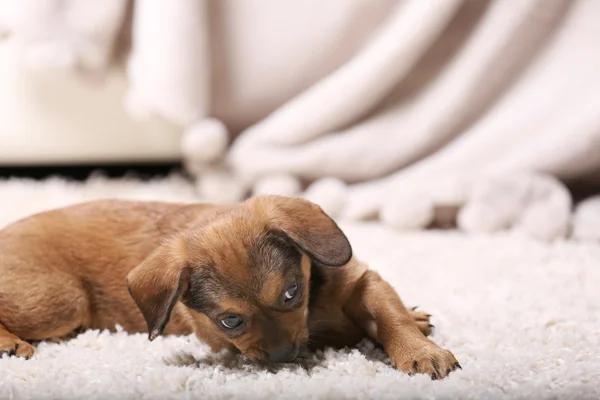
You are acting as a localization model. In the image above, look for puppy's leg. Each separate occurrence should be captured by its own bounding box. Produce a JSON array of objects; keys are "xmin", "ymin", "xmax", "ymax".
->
[
  {"xmin": 345, "ymin": 270, "xmax": 459, "ymax": 379},
  {"xmin": 0, "ymin": 269, "xmax": 91, "ymax": 359},
  {"xmin": 0, "ymin": 322, "xmax": 36, "ymax": 358}
]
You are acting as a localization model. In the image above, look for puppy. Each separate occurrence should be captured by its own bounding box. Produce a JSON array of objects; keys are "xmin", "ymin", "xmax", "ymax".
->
[{"xmin": 0, "ymin": 195, "xmax": 459, "ymax": 378}]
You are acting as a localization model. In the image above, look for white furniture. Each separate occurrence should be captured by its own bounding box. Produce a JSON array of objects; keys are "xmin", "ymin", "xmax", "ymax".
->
[{"xmin": 0, "ymin": 39, "xmax": 182, "ymax": 165}]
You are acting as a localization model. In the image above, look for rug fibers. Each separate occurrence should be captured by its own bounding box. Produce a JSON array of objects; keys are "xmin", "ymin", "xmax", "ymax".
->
[{"xmin": 0, "ymin": 175, "xmax": 598, "ymax": 399}]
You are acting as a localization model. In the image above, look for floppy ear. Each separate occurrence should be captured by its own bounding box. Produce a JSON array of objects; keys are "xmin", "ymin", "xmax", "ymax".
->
[
  {"xmin": 255, "ymin": 195, "xmax": 353, "ymax": 267},
  {"xmin": 126, "ymin": 238, "xmax": 190, "ymax": 341}
]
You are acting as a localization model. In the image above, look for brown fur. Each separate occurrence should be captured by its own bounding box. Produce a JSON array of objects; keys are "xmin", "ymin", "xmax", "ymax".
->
[{"xmin": 0, "ymin": 195, "xmax": 459, "ymax": 378}]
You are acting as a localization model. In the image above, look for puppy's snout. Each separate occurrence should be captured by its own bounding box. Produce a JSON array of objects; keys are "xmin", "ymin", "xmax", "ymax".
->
[{"xmin": 266, "ymin": 345, "xmax": 299, "ymax": 363}]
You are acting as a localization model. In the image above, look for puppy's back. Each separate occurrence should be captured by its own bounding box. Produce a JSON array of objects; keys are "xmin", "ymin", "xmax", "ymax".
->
[
  {"xmin": 0, "ymin": 199, "xmax": 215, "ymax": 336},
  {"xmin": 1, "ymin": 199, "xmax": 221, "ymax": 272}
]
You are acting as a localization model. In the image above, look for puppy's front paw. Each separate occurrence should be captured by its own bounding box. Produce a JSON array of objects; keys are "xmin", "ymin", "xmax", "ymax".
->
[
  {"xmin": 392, "ymin": 343, "xmax": 460, "ymax": 380},
  {"xmin": 0, "ymin": 337, "xmax": 37, "ymax": 359}
]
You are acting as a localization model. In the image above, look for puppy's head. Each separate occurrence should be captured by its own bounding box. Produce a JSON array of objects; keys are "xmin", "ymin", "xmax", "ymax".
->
[{"xmin": 127, "ymin": 195, "xmax": 352, "ymax": 363}]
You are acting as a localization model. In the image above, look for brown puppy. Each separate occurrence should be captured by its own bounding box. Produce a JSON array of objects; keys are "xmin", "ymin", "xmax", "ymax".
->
[{"xmin": 0, "ymin": 195, "xmax": 459, "ymax": 378}]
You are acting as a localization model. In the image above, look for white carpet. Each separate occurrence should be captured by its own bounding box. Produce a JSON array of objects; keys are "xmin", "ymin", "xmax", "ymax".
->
[{"xmin": 0, "ymin": 175, "xmax": 598, "ymax": 400}]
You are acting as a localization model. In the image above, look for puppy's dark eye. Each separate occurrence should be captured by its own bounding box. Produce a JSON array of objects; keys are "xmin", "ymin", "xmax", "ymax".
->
[
  {"xmin": 220, "ymin": 315, "xmax": 244, "ymax": 329},
  {"xmin": 284, "ymin": 283, "xmax": 298, "ymax": 302}
]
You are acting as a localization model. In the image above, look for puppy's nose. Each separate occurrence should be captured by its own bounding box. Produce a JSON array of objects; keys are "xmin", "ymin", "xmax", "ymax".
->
[{"xmin": 266, "ymin": 345, "xmax": 298, "ymax": 363}]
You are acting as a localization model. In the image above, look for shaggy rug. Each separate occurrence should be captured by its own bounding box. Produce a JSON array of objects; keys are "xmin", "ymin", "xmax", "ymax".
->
[{"xmin": 0, "ymin": 175, "xmax": 598, "ymax": 400}]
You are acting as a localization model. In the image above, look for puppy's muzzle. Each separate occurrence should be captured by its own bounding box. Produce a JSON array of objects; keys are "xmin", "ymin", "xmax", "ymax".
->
[{"xmin": 266, "ymin": 343, "xmax": 302, "ymax": 363}]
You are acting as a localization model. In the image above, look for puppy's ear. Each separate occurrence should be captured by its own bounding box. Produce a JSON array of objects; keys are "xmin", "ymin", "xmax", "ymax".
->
[
  {"xmin": 254, "ymin": 195, "xmax": 352, "ymax": 267},
  {"xmin": 126, "ymin": 238, "xmax": 190, "ymax": 341}
]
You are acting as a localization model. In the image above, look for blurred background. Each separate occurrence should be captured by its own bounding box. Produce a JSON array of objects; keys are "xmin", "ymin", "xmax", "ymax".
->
[{"xmin": 1, "ymin": 0, "xmax": 599, "ymax": 241}]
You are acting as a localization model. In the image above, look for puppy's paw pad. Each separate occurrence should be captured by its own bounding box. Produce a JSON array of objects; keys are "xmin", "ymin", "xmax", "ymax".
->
[
  {"xmin": 394, "ymin": 346, "xmax": 459, "ymax": 379},
  {"xmin": 0, "ymin": 338, "xmax": 36, "ymax": 359}
]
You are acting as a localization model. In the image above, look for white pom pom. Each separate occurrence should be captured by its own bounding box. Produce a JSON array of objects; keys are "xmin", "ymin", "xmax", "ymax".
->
[
  {"xmin": 457, "ymin": 173, "xmax": 571, "ymax": 241},
  {"xmin": 516, "ymin": 201, "xmax": 570, "ymax": 242},
  {"xmin": 195, "ymin": 168, "xmax": 247, "ymax": 203},
  {"xmin": 572, "ymin": 196, "xmax": 600, "ymax": 241},
  {"xmin": 252, "ymin": 174, "xmax": 302, "ymax": 197},
  {"xmin": 513, "ymin": 175, "xmax": 571, "ymax": 241},
  {"xmin": 380, "ymin": 190, "xmax": 434, "ymax": 230},
  {"xmin": 458, "ymin": 202, "xmax": 509, "ymax": 233},
  {"xmin": 457, "ymin": 174, "xmax": 527, "ymax": 234},
  {"xmin": 303, "ymin": 178, "xmax": 348, "ymax": 217},
  {"xmin": 181, "ymin": 119, "xmax": 229, "ymax": 164}
]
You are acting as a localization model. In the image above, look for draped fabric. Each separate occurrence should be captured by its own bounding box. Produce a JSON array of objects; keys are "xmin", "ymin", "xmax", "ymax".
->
[{"xmin": 3, "ymin": 0, "xmax": 600, "ymax": 240}]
